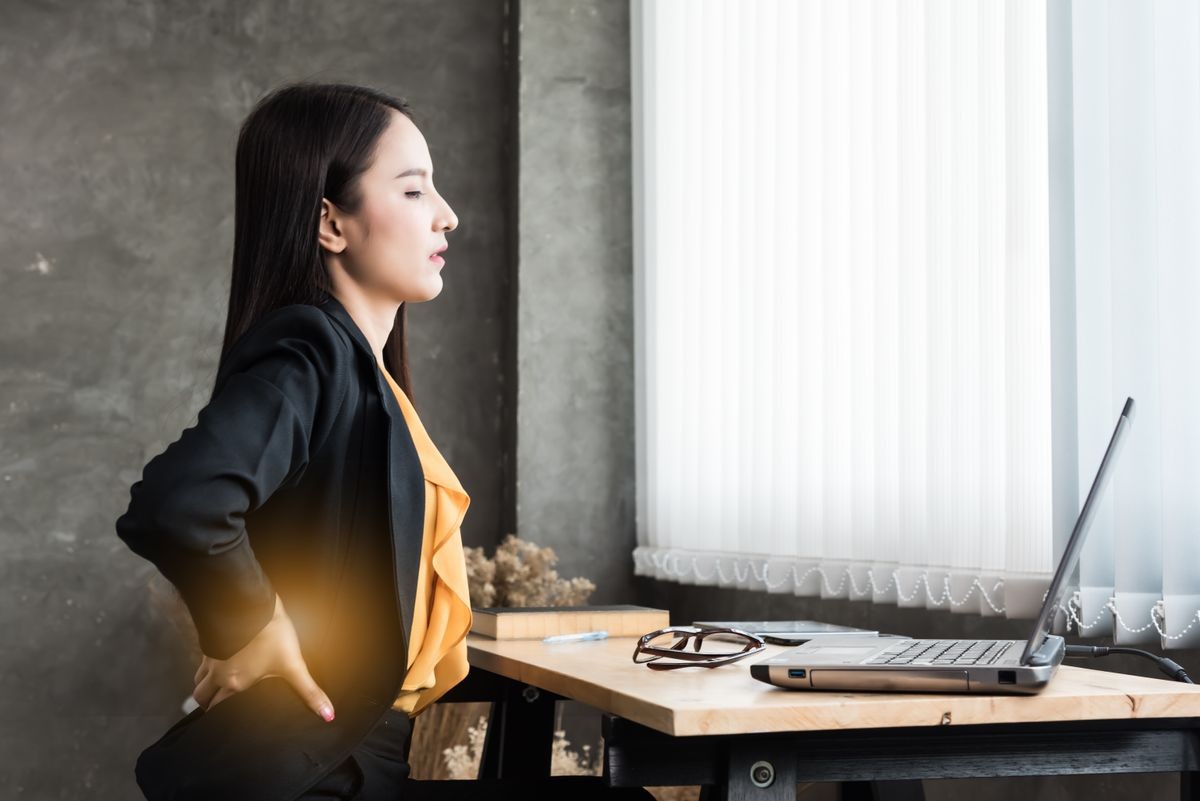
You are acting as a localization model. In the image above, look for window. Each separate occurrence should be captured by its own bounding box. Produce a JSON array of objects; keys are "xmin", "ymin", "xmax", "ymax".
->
[{"xmin": 631, "ymin": 0, "xmax": 1200, "ymax": 648}]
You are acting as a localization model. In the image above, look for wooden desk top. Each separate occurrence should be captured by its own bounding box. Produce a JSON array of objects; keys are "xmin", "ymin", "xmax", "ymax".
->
[{"xmin": 466, "ymin": 633, "xmax": 1200, "ymax": 737}]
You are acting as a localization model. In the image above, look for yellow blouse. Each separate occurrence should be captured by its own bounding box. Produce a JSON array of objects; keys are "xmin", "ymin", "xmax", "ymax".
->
[{"xmin": 379, "ymin": 365, "xmax": 473, "ymax": 718}]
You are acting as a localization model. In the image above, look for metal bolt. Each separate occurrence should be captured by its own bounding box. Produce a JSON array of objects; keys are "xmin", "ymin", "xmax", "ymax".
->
[
  {"xmin": 522, "ymin": 685, "xmax": 540, "ymax": 703},
  {"xmin": 750, "ymin": 760, "xmax": 775, "ymax": 788}
]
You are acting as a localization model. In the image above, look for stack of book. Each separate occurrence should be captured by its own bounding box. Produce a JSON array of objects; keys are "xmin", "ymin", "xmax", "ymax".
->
[{"xmin": 469, "ymin": 604, "xmax": 669, "ymax": 639}]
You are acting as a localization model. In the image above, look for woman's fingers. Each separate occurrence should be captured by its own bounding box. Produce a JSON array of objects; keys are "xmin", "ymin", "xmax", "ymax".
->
[
  {"xmin": 183, "ymin": 595, "xmax": 329, "ymax": 718},
  {"xmin": 284, "ymin": 660, "xmax": 336, "ymax": 722},
  {"xmin": 208, "ymin": 684, "xmax": 238, "ymax": 710},
  {"xmin": 191, "ymin": 672, "xmax": 217, "ymax": 710}
]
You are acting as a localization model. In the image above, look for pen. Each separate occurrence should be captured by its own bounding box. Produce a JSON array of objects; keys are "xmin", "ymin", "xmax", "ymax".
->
[{"xmin": 542, "ymin": 630, "xmax": 609, "ymax": 643}]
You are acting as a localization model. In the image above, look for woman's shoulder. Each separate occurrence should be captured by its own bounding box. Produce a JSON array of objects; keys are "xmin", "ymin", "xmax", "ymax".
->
[
  {"xmin": 219, "ymin": 303, "xmax": 358, "ymax": 384},
  {"xmin": 254, "ymin": 302, "xmax": 345, "ymax": 341}
]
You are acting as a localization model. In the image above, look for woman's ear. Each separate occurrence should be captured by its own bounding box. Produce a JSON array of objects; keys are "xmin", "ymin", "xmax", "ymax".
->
[{"xmin": 317, "ymin": 198, "xmax": 347, "ymax": 254}]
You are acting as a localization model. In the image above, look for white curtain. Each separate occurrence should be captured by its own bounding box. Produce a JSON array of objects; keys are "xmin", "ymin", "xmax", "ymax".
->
[
  {"xmin": 631, "ymin": 0, "xmax": 1057, "ymax": 619},
  {"xmin": 1070, "ymin": 0, "xmax": 1200, "ymax": 647}
]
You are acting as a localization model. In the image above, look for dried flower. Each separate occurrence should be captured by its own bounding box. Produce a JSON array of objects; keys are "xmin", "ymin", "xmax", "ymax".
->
[
  {"xmin": 441, "ymin": 715, "xmax": 603, "ymax": 779},
  {"xmin": 551, "ymin": 729, "xmax": 599, "ymax": 776},
  {"xmin": 442, "ymin": 714, "xmax": 492, "ymax": 780},
  {"xmin": 464, "ymin": 534, "xmax": 596, "ymax": 608}
]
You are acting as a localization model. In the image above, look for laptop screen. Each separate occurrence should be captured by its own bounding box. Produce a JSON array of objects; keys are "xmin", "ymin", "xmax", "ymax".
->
[{"xmin": 1018, "ymin": 397, "xmax": 1135, "ymax": 666}]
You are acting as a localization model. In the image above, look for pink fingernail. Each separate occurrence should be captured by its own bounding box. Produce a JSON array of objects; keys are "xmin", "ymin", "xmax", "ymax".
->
[{"xmin": 320, "ymin": 705, "xmax": 335, "ymax": 722}]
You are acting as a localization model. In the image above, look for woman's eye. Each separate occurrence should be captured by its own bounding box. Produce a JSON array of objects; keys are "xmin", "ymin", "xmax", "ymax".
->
[{"xmin": 405, "ymin": 190, "xmax": 424, "ymax": 199}]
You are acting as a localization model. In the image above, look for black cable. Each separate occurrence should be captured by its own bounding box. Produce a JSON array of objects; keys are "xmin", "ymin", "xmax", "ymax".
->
[{"xmin": 1065, "ymin": 644, "xmax": 1194, "ymax": 684}]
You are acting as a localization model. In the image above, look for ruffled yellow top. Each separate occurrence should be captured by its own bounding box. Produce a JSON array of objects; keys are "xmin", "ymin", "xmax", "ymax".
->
[{"xmin": 379, "ymin": 365, "xmax": 473, "ymax": 718}]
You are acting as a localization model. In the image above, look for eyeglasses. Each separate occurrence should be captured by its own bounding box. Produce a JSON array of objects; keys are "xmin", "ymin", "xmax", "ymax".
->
[{"xmin": 631, "ymin": 626, "xmax": 766, "ymax": 670}]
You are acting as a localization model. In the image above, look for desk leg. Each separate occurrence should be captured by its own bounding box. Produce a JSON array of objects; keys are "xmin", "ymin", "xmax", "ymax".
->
[
  {"xmin": 698, "ymin": 740, "xmax": 798, "ymax": 801},
  {"xmin": 1182, "ymin": 770, "xmax": 1200, "ymax": 800},
  {"xmin": 477, "ymin": 680, "xmax": 557, "ymax": 780}
]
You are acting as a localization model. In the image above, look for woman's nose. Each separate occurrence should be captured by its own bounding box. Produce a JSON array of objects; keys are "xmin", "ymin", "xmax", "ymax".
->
[{"xmin": 438, "ymin": 201, "xmax": 458, "ymax": 233}]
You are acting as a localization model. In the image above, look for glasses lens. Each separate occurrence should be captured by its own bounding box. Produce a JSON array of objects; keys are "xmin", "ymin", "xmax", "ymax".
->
[{"xmin": 645, "ymin": 628, "xmax": 698, "ymax": 648}]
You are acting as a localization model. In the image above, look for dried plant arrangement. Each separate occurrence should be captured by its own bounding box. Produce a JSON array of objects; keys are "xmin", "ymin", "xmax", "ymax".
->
[
  {"xmin": 463, "ymin": 533, "xmax": 596, "ymax": 608},
  {"xmin": 440, "ymin": 714, "xmax": 601, "ymax": 780}
]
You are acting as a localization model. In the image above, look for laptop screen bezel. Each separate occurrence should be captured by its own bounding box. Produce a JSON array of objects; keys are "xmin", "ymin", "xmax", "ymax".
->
[{"xmin": 1018, "ymin": 397, "xmax": 1135, "ymax": 666}]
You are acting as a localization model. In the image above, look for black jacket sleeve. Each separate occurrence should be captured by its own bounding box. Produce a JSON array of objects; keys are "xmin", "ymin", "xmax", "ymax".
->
[{"xmin": 116, "ymin": 304, "xmax": 351, "ymax": 660}]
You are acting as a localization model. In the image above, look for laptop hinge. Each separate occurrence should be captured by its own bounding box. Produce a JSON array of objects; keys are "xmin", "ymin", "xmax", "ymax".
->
[{"xmin": 1026, "ymin": 634, "xmax": 1066, "ymax": 667}]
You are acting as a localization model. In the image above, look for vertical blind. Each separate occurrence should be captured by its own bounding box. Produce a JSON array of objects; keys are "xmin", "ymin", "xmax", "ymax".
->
[
  {"xmin": 1070, "ymin": 0, "xmax": 1200, "ymax": 648},
  {"xmin": 631, "ymin": 0, "xmax": 1057, "ymax": 619}
]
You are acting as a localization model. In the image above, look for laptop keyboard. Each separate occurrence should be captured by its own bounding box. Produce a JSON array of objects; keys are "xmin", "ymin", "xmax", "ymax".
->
[{"xmin": 865, "ymin": 639, "xmax": 1013, "ymax": 666}]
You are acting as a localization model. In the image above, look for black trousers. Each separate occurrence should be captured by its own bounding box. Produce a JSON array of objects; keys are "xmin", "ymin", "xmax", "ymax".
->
[{"xmin": 295, "ymin": 707, "xmax": 658, "ymax": 800}]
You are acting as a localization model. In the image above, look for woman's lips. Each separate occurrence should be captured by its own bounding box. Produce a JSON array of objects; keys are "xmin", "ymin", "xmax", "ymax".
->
[{"xmin": 430, "ymin": 253, "xmax": 445, "ymax": 266}]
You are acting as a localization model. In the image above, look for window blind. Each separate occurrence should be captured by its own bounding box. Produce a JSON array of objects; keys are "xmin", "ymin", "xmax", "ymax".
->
[
  {"xmin": 631, "ymin": 0, "xmax": 1057, "ymax": 618},
  {"xmin": 1069, "ymin": 0, "xmax": 1200, "ymax": 648}
]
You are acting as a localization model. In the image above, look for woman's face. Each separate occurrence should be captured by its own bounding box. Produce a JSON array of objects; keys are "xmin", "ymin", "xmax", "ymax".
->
[{"xmin": 319, "ymin": 109, "xmax": 458, "ymax": 303}]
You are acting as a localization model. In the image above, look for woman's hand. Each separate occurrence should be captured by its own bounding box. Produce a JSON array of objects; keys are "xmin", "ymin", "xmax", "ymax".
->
[{"xmin": 191, "ymin": 594, "xmax": 335, "ymax": 722}]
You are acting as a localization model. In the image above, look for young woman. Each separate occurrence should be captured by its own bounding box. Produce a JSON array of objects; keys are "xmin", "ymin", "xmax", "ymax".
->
[{"xmin": 115, "ymin": 82, "xmax": 655, "ymax": 801}]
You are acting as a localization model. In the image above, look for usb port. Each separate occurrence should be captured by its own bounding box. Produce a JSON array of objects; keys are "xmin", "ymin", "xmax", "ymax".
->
[
  {"xmin": 788, "ymin": 668, "xmax": 807, "ymax": 679},
  {"xmin": 998, "ymin": 670, "xmax": 1016, "ymax": 685}
]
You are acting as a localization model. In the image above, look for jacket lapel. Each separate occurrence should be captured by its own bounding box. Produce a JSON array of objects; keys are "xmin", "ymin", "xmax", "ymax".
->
[{"xmin": 316, "ymin": 292, "xmax": 425, "ymax": 658}]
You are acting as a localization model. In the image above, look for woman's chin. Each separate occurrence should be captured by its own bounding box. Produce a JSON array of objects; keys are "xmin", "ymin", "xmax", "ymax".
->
[
  {"xmin": 396, "ymin": 276, "xmax": 443, "ymax": 304},
  {"xmin": 420, "ymin": 275, "xmax": 444, "ymax": 301}
]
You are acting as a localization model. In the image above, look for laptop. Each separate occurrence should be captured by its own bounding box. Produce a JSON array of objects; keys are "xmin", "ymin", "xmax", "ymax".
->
[{"xmin": 751, "ymin": 397, "xmax": 1135, "ymax": 695}]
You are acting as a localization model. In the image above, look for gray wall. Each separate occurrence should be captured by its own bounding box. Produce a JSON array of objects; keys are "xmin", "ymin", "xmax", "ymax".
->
[
  {"xmin": 0, "ymin": 1, "xmax": 513, "ymax": 797},
  {"xmin": 508, "ymin": 0, "xmax": 639, "ymax": 779},
  {"xmin": 515, "ymin": 0, "xmax": 638, "ymax": 607}
]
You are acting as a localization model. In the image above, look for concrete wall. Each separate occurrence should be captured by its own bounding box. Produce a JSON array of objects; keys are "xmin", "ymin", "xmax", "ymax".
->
[
  {"xmin": 0, "ymin": 1, "xmax": 513, "ymax": 797},
  {"xmin": 515, "ymin": 0, "xmax": 637, "ymax": 607}
]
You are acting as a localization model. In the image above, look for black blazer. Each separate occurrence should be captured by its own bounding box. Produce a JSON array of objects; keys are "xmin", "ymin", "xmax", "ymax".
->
[{"xmin": 116, "ymin": 292, "xmax": 430, "ymax": 801}]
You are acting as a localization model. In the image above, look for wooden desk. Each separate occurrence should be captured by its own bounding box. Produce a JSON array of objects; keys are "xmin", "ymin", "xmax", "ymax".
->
[{"xmin": 446, "ymin": 634, "xmax": 1200, "ymax": 800}]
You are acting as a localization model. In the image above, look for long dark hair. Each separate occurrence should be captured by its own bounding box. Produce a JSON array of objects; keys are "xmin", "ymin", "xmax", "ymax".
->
[{"xmin": 216, "ymin": 81, "xmax": 417, "ymax": 402}]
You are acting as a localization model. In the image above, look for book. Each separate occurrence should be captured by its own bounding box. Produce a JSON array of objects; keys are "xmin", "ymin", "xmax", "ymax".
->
[{"xmin": 470, "ymin": 604, "xmax": 670, "ymax": 639}]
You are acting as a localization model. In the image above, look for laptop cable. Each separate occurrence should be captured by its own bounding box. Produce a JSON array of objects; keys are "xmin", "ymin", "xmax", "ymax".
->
[{"xmin": 1065, "ymin": 645, "xmax": 1194, "ymax": 684}]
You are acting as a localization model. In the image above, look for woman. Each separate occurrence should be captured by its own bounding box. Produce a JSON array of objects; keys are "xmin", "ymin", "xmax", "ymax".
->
[{"xmin": 115, "ymin": 82, "xmax": 655, "ymax": 801}]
